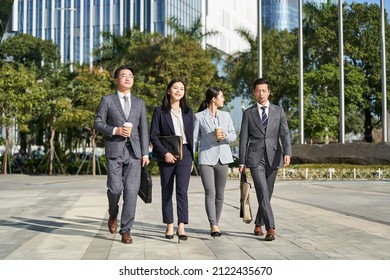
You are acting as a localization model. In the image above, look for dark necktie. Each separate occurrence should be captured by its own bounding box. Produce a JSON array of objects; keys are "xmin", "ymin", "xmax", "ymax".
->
[
  {"xmin": 124, "ymin": 95, "xmax": 130, "ymax": 119},
  {"xmin": 261, "ymin": 106, "xmax": 268, "ymax": 130}
]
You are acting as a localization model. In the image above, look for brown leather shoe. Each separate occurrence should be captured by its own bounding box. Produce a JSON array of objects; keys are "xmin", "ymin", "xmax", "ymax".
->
[
  {"xmin": 108, "ymin": 216, "xmax": 117, "ymax": 234},
  {"xmin": 121, "ymin": 232, "xmax": 133, "ymax": 244},
  {"xmin": 265, "ymin": 228, "xmax": 275, "ymax": 241},
  {"xmin": 254, "ymin": 226, "xmax": 264, "ymax": 236}
]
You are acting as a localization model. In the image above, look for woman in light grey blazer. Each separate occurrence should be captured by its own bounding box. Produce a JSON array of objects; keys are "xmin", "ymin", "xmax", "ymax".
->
[{"xmin": 193, "ymin": 87, "xmax": 236, "ymax": 237}]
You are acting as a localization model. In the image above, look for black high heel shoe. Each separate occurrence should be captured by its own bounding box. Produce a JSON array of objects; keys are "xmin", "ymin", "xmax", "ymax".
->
[
  {"xmin": 210, "ymin": 231, "xmax": 222, "ymax": 238},
  {"xmin": 165, "ymin": 233, "xmax": 174, "ymax": 239},
  {"xmin": 176, "ymin": 230, "xmax": 188, "ymax": 243},
  {"xmin": 165, "ymin": 227, "xmax": 174, "ymax": 239}
]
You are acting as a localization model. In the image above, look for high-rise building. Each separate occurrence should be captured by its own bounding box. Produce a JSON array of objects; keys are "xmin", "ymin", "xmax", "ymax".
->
[
  {"xmin": 262, "ymin": 0, "xmax": 336, "ymax": 31},
  {"xmin": 1, "ymin": 0, "xmax": 257, "ymax": 144},
  {"xmin": 2, "ymin": 0, "xmax": 257, "ymax": 66},
  {"xmin": 204, "ymin": 0, "xmax": 257, "ymax": 54},
  {"xmin": 3, "ymin": 0, "xmax": 202, "ymax": 66}
]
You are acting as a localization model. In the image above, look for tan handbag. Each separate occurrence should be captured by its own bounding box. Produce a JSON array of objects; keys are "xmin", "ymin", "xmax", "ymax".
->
[{"xmin": 239, "ymin": 173, "xmax": 253, "ymax": 224}]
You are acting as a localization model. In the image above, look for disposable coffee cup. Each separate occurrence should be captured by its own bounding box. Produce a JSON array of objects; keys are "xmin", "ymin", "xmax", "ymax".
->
[
  {"xmin": 123, "ymin": 122, "xmax": 133, "ymax": 137},
  {"xmin": 215, "ymin": 127, "xmax": 222, "ymax": 140}
]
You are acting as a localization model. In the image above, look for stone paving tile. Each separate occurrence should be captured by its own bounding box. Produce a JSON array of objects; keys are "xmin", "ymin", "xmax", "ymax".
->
[{"xmin": 0, "ymin": 175, "xmax": 389, "ymax": 261}]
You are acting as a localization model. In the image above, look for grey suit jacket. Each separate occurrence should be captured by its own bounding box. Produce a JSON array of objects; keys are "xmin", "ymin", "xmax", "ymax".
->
[
  {"xmin": 94, "ymin": 92, "xmax": 149, "ymax": 159},
  {"xmin": 194, "ymin": 109, "xmax": 236, "ymax": 165},
  {"xmin": 239, "ymin": 103, "xmax": 292, "ymax": 169}
]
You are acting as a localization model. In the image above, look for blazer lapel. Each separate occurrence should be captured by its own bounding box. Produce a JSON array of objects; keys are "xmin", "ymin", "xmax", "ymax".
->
[
  {"xmin": 113, "ymin": 93, "xmax": 127, "ymax": 120},
  {"xmin": 267, "ymin": 103, "xmax": 276, "ymax": 131},
  {"xmin": 203, "ymin": 110, "xmax": 215, "ymax": 131},
  {"xmin": 162, "ymin": 110, "xmax": 176, "ymax": 134},
  {"xmin": 249, "ymin": 105, "xmax": 265, "ymax": 133},
  {"xmin": 127, "ymin": 95, "xmax": 137, "ymax": 121}
]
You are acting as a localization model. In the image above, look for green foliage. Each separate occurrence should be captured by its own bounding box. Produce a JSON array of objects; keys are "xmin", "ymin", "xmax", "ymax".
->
[
  {"xmin": 68, "ymin": 66, "xmax": 113, "ymax": 131},
  {"xmin": 343, "ymin": 3, "xmax": 390, "ymax": 141},
  {"xmin": 225, "ymin": 2, "xmax": 389, "ymax": 144},
  {"xmin": 0, "ymin": 33, "xmax": 58, "ymax": 74},
  {"xmin": 94, "ymin": 21, "xmax": 230, "ymax": 122},
  {"xmin": 0, "ymin": 63, "xmax": 45, "ymax": 173},
  {"xmin": 0, "ymin": 63, "xmax": 44, "ymax": 131},
  {"xmin": 224, "ymin": 27, "xmax": 298, "ymax": 121},
  {"xmin": 1, "ymin": 2, "xmax": 389, "ymax": 174}
]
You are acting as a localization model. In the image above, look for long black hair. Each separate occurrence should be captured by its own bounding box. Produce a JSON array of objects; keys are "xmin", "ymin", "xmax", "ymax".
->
[
  {"xmin": 197, "ymin": 86, "xmax": 221, "ymax": 112},
  {"xmin": 161, "ymin": 79, "xmax": 190, "ymax": 113}
]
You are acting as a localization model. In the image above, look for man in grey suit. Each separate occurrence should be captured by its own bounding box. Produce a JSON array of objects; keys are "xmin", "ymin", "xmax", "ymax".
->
[
  {"xmin": 94, "ymin": 65, "xmax": 150, "ymax": 244},
  {"xmin": 239, "ymin": 78, "xmax": 292, "ymax": 241}
]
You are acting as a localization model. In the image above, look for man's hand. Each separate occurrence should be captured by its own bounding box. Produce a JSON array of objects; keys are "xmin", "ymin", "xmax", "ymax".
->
[
  {"xmin": 283, "ymin": 155, "xmax": 291, "ymax": 167},
  {"xmin": 239, "ymin": 165, "xmax": 246, "ymax": 174},
  {"xmin": 142, "ymin": 156, "xmax": 150, "ymax": 167}
]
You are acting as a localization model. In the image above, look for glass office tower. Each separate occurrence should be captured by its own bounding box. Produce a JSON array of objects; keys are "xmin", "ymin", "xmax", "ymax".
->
[
  {"xmin": 4, "ymin": 0, "xmax": 202, "ymax": 66},
  {"xmin": 262, "ymin": 0, "xmax": 336, "ymax": 31}
]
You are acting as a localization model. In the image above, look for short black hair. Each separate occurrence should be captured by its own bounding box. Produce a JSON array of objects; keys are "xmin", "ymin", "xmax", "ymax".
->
[
  {"xmin": 114, "ymin": 65, "xmax": 135, "ymax": 79},
  {"xmin": 253, "ymin": 78, "xmax": 270, "ymax": 91}
]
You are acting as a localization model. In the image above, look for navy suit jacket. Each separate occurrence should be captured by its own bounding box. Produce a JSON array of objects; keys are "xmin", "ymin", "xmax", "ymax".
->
[
  {"xmin": 94, "ymin": 92, "xmax": 149, "ymax": 159},
  {"xmin": 150, "ymin": 106, "xmax": 194, "ymax": 162}
]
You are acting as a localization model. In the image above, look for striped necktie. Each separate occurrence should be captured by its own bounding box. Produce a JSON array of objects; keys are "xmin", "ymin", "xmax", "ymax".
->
[{"xmin": 261, "ymin": 106, "xmax": 268, "ymax": 130}]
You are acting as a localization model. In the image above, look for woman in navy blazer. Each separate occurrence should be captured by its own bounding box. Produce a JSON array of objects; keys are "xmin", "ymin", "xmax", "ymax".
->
[
  {"xmin": 150, "ymin": 79, "xmax": 194, "ymax": 241},
  {"xmin": 193, "ymin": 87, "xmax": 236, "ymax": 237}
]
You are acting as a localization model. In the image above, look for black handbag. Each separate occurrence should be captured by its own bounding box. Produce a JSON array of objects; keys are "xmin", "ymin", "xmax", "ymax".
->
[
  {"xmin": 159, "ymin": 135, "xmax": 183, "ymax": 160},
  {"xmin": 139, "ymin": 166, "xmax": 152, "ymax": 203}
]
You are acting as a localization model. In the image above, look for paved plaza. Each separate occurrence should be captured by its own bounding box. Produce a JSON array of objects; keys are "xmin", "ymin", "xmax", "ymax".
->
[{"xmin": 0, "ymin": 174, "xmax": 389, "ymax": 261}]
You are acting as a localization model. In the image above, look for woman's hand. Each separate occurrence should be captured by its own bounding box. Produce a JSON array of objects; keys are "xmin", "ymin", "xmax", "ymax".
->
[{"xmin": 164, "ymin": 152, "xmax": 177, "ymax": 164}]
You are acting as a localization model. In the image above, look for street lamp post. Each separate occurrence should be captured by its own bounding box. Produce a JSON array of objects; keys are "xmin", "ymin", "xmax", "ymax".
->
[
  {"xmin": 257, "ymin": 0, "xmax": 262, "ymax": 78},
  {"xmin": 380, "ymin": 0, "xmax": 388, "ymax": 142}
]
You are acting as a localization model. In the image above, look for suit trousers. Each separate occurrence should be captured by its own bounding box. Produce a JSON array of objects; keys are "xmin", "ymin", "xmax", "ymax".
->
[
  {"xmin": 199, "ymin": 162, "xmax": 228, "ymax": 226},
  {"xmin": 250, "ymin": 156, "xmax": 277, "ymax": 230},
  {"xmin": 159, "ymin": 144, "xmax": 192, "ymax": 224},
  {"xmin": 106, "ymin": 143, "xmax": 141, "ymax": 234}
]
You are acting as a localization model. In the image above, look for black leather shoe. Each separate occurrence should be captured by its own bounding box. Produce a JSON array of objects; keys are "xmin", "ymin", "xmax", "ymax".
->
[{"xmin": 210, "ymin": 231, "xmax": 222, "ymax": 238}]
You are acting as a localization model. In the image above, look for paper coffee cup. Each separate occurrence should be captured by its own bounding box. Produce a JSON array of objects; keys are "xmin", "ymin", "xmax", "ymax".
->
[
  {"xmin": 215, "ymin": 127, "xmax": 222, "ymax": 140},
  {"xmin": 123, "ymin": 122, "xmax": 133, "ymax": 137}
]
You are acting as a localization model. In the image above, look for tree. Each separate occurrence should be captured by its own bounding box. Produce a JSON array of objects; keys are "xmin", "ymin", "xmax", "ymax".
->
[
  {"xmin": 302, "ymin": 2, "xmax": 390, "ymax": 143},
  {"xmin": 0, "ymin": 33, "xmax": 59, "ymax": 155},
  {"xmin": 0, "ymin": 63, "xmax": 44, "ymax": 174},
  {"xmin": 94, "ymin": 22, "xmax": 229, "ymax": 121},
  {"xmin": 224, "ymin": 28, "xmax": 258, "ymax": 99},
  {"xmin": 224, "ymin": 28, "xmax": 298, "ymax": 132},
  {"xmin": 344, "ymin": 3, "xmax": 390, "ymax": 142},
  {"xmin": 67, "ymin": 66, "xmax": 113, "ymax": 175},
  {"xmin": 94, "ymin": 28, "xmax": 148, "ymax": 74},
  {"xmin": 0, "ymin": 33, "xmax": 58, "ymax": 74},
  {"xmin": 39, "ymin": 66, "xmax": 73, "ymax": 175},
  {"xmin": 166, "ymin": 16, "xmax": 218, "ymax": 41}
]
